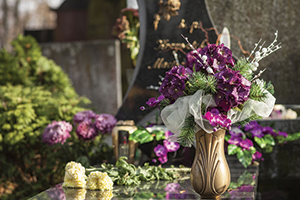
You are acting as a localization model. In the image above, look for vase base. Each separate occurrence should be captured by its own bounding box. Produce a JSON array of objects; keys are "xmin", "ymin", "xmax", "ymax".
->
[{"xmin": 200, "ymin": 195, "xmax": 220, "ymax": 199}]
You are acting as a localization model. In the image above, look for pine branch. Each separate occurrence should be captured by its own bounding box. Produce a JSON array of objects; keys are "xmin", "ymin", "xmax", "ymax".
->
[
  {"xmin": 249, "ymin": 81, "xmax": 267, "ymax": 101},
  {"xmin": 233, "ymin": 58, "xmax": 253, "ymax": 80},
  {"xmin": 234, "ymin": 114, "xmax": 262, "ymax": 127},
  {"xmin": 178, "ymin": 115, "xmax": 196, "ymax": 147},
  {"xmin": 186, "ymin": 72, "xmax": 217, "ymax": 95}
]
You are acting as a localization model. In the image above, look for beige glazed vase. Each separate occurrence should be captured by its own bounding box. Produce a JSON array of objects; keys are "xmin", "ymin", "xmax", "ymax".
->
[{"xmin": 190, "ymin": 129, "xmax": 230, "ymax": 199}]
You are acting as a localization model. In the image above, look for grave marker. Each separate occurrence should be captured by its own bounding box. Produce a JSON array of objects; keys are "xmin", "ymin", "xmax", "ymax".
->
[{"xmin": 116, "ymin": 0, "xmax": 218, "ymax": 123}]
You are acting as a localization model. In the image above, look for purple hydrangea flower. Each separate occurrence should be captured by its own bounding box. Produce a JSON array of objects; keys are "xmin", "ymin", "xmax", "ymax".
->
[
  {"xmin": 158, "ymin": 154, "xmax": 168, "ymax": 164},
  {"xmin": 278, "ymin": 131, "xmax": 288, "ymax": 138},
  {"xmin": 185, "ymin": 44, "xmax": 235, "ymax": 73},
  {"xmin": 214, "ymin": 68, "xmax": 251, "ymax": 112},
  {"xmin": 262, "ymin": 126, "xmax": 277, "ymax": 137},
  {"xmin": 95, "ymin": 114, "xmax": 117, "ymax": 134},
  {"xmin": 76, "ymin": 120, "xmax": 98, "ymax": 141},
  {"xmin": 244, "ymin": 121, "xmax": 259, "ymax": 131},
  {"xmin": 42, "ymin": 121, "xmax": 72, "ymax": 145},
  {"xmin": 159, "ymin": 65, "xmax": 191, "ymax": 103},
  {"xmin": 73, "ymin": 110, "xmax": 97, "ymax": 124}
]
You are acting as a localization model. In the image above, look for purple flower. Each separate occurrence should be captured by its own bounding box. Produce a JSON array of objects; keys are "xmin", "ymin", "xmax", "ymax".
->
[
  {"xmin": 250, "ymin": 125, "xmax": 264, "ymax": 138},
  {"xmin": 73, "ymin": 110, "xmax": 97, "ymax": 124},
  {"xmin": 278, "ymin": 131, "xmax": 288, "ymax": 138},
  {"xmin": 47, "ymin": 184, "xmax": 66, "ymax": 200},
  {"xmin": 76, "ymin": 120, "xmax": 98, "ymax": 141},
  {"xmin": 240, "ymin": 139, "xmax": 253, "ymax": 150},
  {"xmin": 163, "ymin": 140, "xmax": 180, "ymax": 152},
  {"xmin": 262, "ymin": 126, "xmax": 277, "ymax": 137},
  {"xmin": 252, "ymin": 151, "xmax": 263, "ymax": 161},
  {"xmin": 239, "ymin": 185, "xmax": 254, "ymax": 192},
  {"xmin": 146, "ymin": 95, "xmax": 164, "ymax": 107},
  {"xmin": 159, "ymin": 65, "xmax": 190, "ymax": 103},
  {"xmin": 204, "ymin": 108, "xmax": 232, "ymax": 129},
  {"xmin": 42, "ymin": 121, "xmax": 72, "ymax": 145},
  {"xmin": 214, "ymin": 68, "xmax": 251, "ymax": 112},
  {"xmin": 154, "ymin": 144, "xmax": 167, "ymax": 157},
  {"xmin": 228, "ymin": 137, "xmax": 243, "ymax": 146},
  {"xmin": 244, "ymin": 121, "xmax": 259, "ymax": 131},
  {"xmin": 229, "ymin": 127, "xmax": 245, "ymax": 138},
  {"xmin": 95, "ymin": 114, "xmax": 117, "ymax": 134},
  {"xmin": 185, "ymin": 44, "xmax": 235, "ymax": 73},
  {"xmin": 158, "ymin": 154, "xmax": 168, "ymax": 164}
]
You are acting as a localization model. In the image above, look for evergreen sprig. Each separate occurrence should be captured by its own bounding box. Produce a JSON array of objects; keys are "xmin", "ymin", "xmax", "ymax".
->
[
  {"xmin": 177, "ymin": 115, "xmax": 196, "ymax": 147},
  {"xmin": 249, "ymin": 80, "xmax": 268, "ymax": 101},
  {"xmin": 186, "ymin": 72, "xmax": 217, "ymax": 95},
  {"xmin": 233, "ymin": 58, "xmax": 253, "ymax": 80}
]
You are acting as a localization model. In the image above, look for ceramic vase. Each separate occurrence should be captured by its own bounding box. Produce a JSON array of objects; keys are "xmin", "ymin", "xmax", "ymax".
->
[{"xmin": 190, "ymin": 129, "xmax": 230, "ymax": 199}]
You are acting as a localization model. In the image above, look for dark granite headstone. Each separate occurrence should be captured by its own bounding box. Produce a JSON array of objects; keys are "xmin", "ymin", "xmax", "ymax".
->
[
  {"xmin": 41, "ymin": 40, "xmax": 122, "ymax": 115},
  {"xmin": 116, "ymin": 0, "xmax": 218, "ymax": 123}
]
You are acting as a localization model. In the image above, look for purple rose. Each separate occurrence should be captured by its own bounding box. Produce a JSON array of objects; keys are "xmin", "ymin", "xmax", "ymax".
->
[
  {"xmin": 95, "ymin": 114, "xmax": 117, "ymax": 134},
  {"xmin": 76, "ymin": 120, "xmax": 98, "ymax": 141},
  {"xmin": 42, "ymin": 121, "xmax": 72, "ymax": 145}
]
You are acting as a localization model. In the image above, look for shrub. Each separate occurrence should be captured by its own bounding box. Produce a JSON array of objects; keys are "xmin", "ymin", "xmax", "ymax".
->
[{"xmin": 0, "ymin": 35, "xmax": 90, "ymax": 199}]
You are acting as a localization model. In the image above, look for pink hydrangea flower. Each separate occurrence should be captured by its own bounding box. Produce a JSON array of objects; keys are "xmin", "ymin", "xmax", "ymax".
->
[
  {"xmin": 42, "ymin": 121, "xmax": 72, "ymax": 145},
  {"xmin": 76, "ymin": 120, "xmax": 98, "ymax": 141}
]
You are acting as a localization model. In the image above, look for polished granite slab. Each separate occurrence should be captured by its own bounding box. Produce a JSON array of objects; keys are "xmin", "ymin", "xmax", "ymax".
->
[{"xmin": 29, "ymin": 158, "xmax": 258, "ymax": 200}]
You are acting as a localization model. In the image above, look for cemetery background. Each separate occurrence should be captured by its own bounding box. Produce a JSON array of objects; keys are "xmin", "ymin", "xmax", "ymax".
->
[{"xmin": 1, "ymin": 0, "xmax": 300, "ymax": 199}]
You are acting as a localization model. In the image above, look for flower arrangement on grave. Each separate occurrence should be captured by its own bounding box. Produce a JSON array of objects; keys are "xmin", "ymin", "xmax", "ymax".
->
[
  {"xmin": 42, "ymin": 110, "xmax": 117, "ymax": 167},
  {"xmin": 112, "ymin": 8, "xmax": 140, "ymax": 66},
  {"xmin": 142, "ymin": 31, "xmax": 281, "ymax": 147},
  {"xmin": 141, "ymin": 31, "xmax": 281, "ymax": 198}
]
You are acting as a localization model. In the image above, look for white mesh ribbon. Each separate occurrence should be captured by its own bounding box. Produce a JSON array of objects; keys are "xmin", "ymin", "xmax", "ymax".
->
[{"xmin": 161, "ymin": 87, "xmax": 275, "ymax": 143}]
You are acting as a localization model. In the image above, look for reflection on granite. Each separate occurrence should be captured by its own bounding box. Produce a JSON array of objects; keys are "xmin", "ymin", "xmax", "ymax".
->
[{"xmin": 29, "ymin": 166, "xmax": 258, "ymax": 200}]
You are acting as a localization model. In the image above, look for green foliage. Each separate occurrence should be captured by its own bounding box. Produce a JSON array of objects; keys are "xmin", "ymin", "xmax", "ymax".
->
[
  {"xmin": 186, "ymin": 71, "xmax": 217, "ymax": 95},
  {"xmin": 0, "ymin": 35, "xmax": 91, "ymax": 199},
  {"xmin": 178, "ymin": 115, "xmax": 196, "ymax": 147},
  {"xmin": 249, "ymin": 80, "xmax": 275, "ymax": 102},
  {"xmin": 129, "ymin": 126, "xmax": 165, "ymax": 144},
  {"xmin": 86, "ymin": 157, "xmax": 177, "ymax": 186},
  {"xmin": 233, "ymin": 58, "xmax": 253, "ymax": 80}
]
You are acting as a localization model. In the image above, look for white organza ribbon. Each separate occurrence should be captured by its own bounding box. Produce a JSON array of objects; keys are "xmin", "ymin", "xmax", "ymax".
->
[{"xmin": 161, "ymin": 87, "xmax": 275, "ymax": 143}]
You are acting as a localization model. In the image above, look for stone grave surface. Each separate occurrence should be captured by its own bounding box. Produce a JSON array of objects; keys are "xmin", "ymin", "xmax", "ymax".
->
[
  {"xmin": 116, "ymin": 0, "xmax": 218, "ymax": 123},
  {"xmin": 41, "ymin": 40, "xmax": 122, "ymax": 115}
]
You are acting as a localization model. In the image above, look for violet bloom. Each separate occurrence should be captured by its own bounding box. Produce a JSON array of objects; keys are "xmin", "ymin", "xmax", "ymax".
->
[
  {"xmin": 252, "ymin": 151, "xmax": 263, "ymax": 161},
  {"xmin": 249, "ymin": 125, "xmax": 264, "ymax": 138},
  {"xmin": 154, "ymin": 144, "xmax": 167, "ymax": 157},
  {"xmin": 76, "ymin": 120, "xmax": 98, "ymax": 141},
  {"xmin": 95, "ymin": 114, "xmax": 117, "ymax": 134},
  {"xmin": 164, "ymin": 140, "xmax": 180, "ymax": 152},
  {"xmin": 159, "ymin": 65, "xmax": 190, "ymax": 103},
  {"xmin": 228, "ymin": 137, "xmax": 243, "ymax": 146},
  {"xmin": 146, "ymin": 95, "xmax": 164, "ymax": 107},
  {"xmin": 262, "ymin": 126, "xmax": 277, "ymax": 137},
  {"xmin": 42, "ymin": 121, "xmax": 72, "ymax": 145},
  {"xmin": 185, "ymin": 44, "xmax": 235, "ymax": 73},
  {"xmin": 73, "ymin": 110, "xmax": 97, "ymax": 124},
  {"xmin": 244, "ymin": 121, "xmax": 259, "ymax": 131},
  {"xmin": 158, "ymin": 154, "xmax": 168, "ymax": 164},
  {"xmin": 214, "ymin": 68, "xmax": 251, "ymax": 112},
  {"xmin": 240, "ymin": 139, "xmax": 253, "ymax": 150},
  {"xmin": 278, "ymin": 131, "xmax": 288, "ymax": 138},
  {"xmin": 165, "ymin": 183, "xmax": 180, "ymax": 192},
  {"xmin": 204, "ymin": 108, "xmax": 232, "ymax": 129}
]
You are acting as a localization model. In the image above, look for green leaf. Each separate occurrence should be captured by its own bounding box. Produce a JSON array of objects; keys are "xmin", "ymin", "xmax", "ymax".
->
[
  {"xmin": 254, "ymin": 137, "xmax": 266, "ymax": 148},
  {"xmin": 264, "ymin": 134, "xmax": 275, "ymax": 146},
  {"xmin": 153, "ymin": 130, "xmax": 165, "ymax": 141},
  {"xmin": 284, "ymin": 132, "xmax": 300, "ymax": 142},
  {"xmin": 228, "ymin": 144, "xmax": 241, "ymax": 155},
  {"xmin": 237, "ymin": 149, "xmax": 254, "ymax": 168},
  {"xmin": 129, "ymin": 129, "xmax": 153, "ymax": 144}
]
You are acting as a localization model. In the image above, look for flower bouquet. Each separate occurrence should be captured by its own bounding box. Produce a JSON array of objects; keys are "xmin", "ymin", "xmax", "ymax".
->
[{"xmin": 142, "ymin": 31, "xmax": 281, "ymax": 198}]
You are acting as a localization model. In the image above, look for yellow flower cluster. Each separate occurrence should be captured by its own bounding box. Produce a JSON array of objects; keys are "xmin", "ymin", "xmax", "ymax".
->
[
  {"xmin": 62, "ymin": 161, "xmax": 86, "ymax": 188},
  {"xmin": 86, "ymin": 171, "xmax": 114, "ymax": 190}
]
